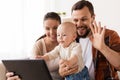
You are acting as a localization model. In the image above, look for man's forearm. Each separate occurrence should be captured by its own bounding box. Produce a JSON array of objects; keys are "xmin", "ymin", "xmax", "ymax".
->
[{"xmin": 100, "ymin": 44, "xmax": 120, "ymax": 70}]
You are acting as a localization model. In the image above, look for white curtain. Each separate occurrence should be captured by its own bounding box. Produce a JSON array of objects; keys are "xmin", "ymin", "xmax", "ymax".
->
[
  {"xmin": 0, "ymin": 0, "xmax": 47, "ymax": 59},
  {"xmin": 0, "ymin": 0, "xmax": 120, "ymax": 60}
]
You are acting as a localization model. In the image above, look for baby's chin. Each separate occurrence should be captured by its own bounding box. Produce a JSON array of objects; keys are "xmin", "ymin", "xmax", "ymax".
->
[{"xmin": 60, "ymin": 44, "xmax": 69, "ymax": 48}]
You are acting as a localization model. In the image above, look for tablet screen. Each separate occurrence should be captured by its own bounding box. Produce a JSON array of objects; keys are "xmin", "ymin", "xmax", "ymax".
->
[{"xmin": 2, "ymin": 59, "xmax": 53, "ymax": 80}]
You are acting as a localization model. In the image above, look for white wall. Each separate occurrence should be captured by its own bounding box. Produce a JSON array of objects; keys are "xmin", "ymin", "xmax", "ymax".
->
[
  {"xmin": 90, "ymin": 0, "xmax": 120, "ymax": 35},
  {"xmin": 0, "ymin": 0, "xmax": 120, "ymax": 59},
  {"xmin": 54, "ymin": 0, "xmax": 79, "ymax": 17},
  {"xmin": 54, "ymin": 0, "xmax": 120, "ymax": 35},
  {"xmin": 0, "ymin": 0, "xmax": 46, "ymax": 59},
  {"xmin": 0, "ymin": 0, "xmax": 25, "ymax": 59}
]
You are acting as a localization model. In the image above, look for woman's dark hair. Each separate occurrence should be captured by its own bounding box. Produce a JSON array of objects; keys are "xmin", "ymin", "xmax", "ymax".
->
[
  {"xmin": 36, "ymin": 34, "xmax": 46, "ymax": 41},
  {"xmin": 71, "ymin": 0, "xmax": 94, "ymax": 16},
  {"xmin": 44, "ymin": 12, "xmax": 61, "ymax": 24},
  {"xmin": 36, "ymin": 12, "xmax": 61, "ymax": 41}
]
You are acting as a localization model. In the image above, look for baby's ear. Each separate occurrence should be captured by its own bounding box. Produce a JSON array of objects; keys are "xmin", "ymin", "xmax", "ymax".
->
[{"xmin": 73, "ymin": 33, "xmax": 77, "ymax": 40}]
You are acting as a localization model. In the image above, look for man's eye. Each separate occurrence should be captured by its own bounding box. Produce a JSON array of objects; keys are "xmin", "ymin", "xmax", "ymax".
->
[
  {"xmin": 73, "ymin": 19, "xmax": 78, "ymax": 22},
  {"xmin": 81, "ymin": 18, "xmax": 87, "ymax": 21},
  {"xmin": 53, "ymin": 26, "xmax": 58, "ymax": 30}
]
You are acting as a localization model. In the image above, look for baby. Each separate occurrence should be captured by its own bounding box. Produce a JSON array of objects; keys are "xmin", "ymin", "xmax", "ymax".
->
[{"xmin": 38, "ymin": 22, "xmax": 90, "ymax": 80}]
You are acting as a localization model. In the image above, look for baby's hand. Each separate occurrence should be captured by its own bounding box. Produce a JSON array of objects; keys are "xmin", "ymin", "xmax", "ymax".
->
[
  {"xmin": 35, "ymin": 55, "xmax": 48, "ymax": 61},
  {"xmin": 35, "ymin": 55, "xmax": 43, "ymax": 59}
]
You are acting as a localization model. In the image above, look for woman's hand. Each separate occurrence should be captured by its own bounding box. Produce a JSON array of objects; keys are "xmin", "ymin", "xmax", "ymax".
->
[
  {"xmin": 6, "ymin": 72, "xmax": 21, "ymax": 80},
  {"xmin": 59, "ymin": 59, "xmax": 78, "ymax": 77}
]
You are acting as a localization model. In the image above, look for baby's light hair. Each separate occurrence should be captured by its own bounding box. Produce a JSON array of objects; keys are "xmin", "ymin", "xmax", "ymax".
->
[{"xmin": 59, "ymin": 22, "xmax": 77, "ymax": 35}]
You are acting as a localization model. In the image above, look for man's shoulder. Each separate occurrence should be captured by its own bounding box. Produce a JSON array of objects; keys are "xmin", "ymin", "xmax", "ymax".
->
[
  {"xmin": 105, "ymin": 28, "xmax": 119, "ymax": 37},
  {"xmin": 106, "ymin": 28, "xmax": 116, "ymax": 32}
]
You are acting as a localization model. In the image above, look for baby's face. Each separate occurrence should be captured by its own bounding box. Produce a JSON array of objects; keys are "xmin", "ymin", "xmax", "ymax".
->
[{"xmin": 57, "ymin": 24, "xmax": 76, "ymax": 48}]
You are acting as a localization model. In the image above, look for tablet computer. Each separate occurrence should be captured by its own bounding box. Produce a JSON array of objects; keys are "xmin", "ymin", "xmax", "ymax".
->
[{"xmin": 2, "ymin": 59, "xmax": 53, "ymax": 80}]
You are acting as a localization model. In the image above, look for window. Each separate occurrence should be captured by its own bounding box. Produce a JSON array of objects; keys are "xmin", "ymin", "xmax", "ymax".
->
[
  {"xmin": 0, "ymin": 0, "xmax": 46, "ymax": 59},
  {"xmin": 0, "ymin": 0, "xmax": 120, "ymax": 60}
]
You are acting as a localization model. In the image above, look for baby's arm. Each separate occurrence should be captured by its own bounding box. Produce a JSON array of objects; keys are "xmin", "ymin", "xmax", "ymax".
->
[
  {"xmin": 36, "ymin": 45, "xmax": 59, "ymax": 61},
  {"xmin": 42, "ymin": 54, "xmax": 50, "ymax": 61},
  {"xmin": 36, "ymin": 54, "xmax": 50, "ymax": 62}
]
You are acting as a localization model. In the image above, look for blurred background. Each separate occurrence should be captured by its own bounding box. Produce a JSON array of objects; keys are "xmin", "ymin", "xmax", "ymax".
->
[{"xmin": 0, "ymin": 0, "xmax": 120, "ymax": 59}]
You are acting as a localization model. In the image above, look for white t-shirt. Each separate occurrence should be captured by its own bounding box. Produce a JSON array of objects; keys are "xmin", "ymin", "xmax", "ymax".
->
[{"xmin": 80, "ymin": 38, "xmax": 95, "ymax": 80}]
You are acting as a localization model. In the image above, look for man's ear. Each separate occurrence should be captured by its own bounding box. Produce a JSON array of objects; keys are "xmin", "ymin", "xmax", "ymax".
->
[{"xmin": 92, "ymin": 14, "xmax": 95, "ymax": 22}]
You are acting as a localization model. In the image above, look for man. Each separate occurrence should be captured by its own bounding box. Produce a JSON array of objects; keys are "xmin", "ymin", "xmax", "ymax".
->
[{"xmin": 59, "ymin": 0, "xmax": 120, "ymax": 80}]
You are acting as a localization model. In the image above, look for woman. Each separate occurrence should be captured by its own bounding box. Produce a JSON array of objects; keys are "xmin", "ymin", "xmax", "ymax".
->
[{"xmin": 6, "ymin": 12, "xmax": 63, "ymax": 80}]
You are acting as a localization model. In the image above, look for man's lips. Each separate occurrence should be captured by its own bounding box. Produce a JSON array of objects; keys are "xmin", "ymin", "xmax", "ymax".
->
[{"xmin": 77, "ymin": 26, "xmax": 87, "ymax": 30}]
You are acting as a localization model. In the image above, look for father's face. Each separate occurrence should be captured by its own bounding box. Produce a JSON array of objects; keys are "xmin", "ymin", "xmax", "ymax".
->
[{"xmin": 72, "ymin": 6, "xmax": 95, "ymax": 38}]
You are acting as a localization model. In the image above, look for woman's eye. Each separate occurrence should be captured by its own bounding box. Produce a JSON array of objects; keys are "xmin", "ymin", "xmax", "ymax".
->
[{"xmin": 45, "ymin": 27, "xmax": 50, "ymax": 30}]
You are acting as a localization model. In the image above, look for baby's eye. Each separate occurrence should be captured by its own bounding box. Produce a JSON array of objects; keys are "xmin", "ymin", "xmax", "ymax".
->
[{"xmin": 63, "ymin": 34, "xmax": 66, "ymax": 36}]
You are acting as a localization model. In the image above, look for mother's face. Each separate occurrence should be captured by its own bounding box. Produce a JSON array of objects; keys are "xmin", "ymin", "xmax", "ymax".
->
[{"xmin": 44, "ymin": 19, "xmax": 60, "ymax": 42}]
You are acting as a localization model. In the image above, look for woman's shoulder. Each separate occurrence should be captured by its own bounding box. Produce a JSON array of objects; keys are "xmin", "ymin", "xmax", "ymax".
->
[
  {"xmin": 32, "ymin": 38, "xmax": 47, "ymax": 56},
  {"xmin": 36, "ymin": 38, "xmax": 44, "ymax": 44},
  {"xmin": 33, "ymin": 38, "xmax": 45, "ymax": 51},
  {"xmin": 34, "ymin": 38, "xmax": 46, "ymax": 50}
]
